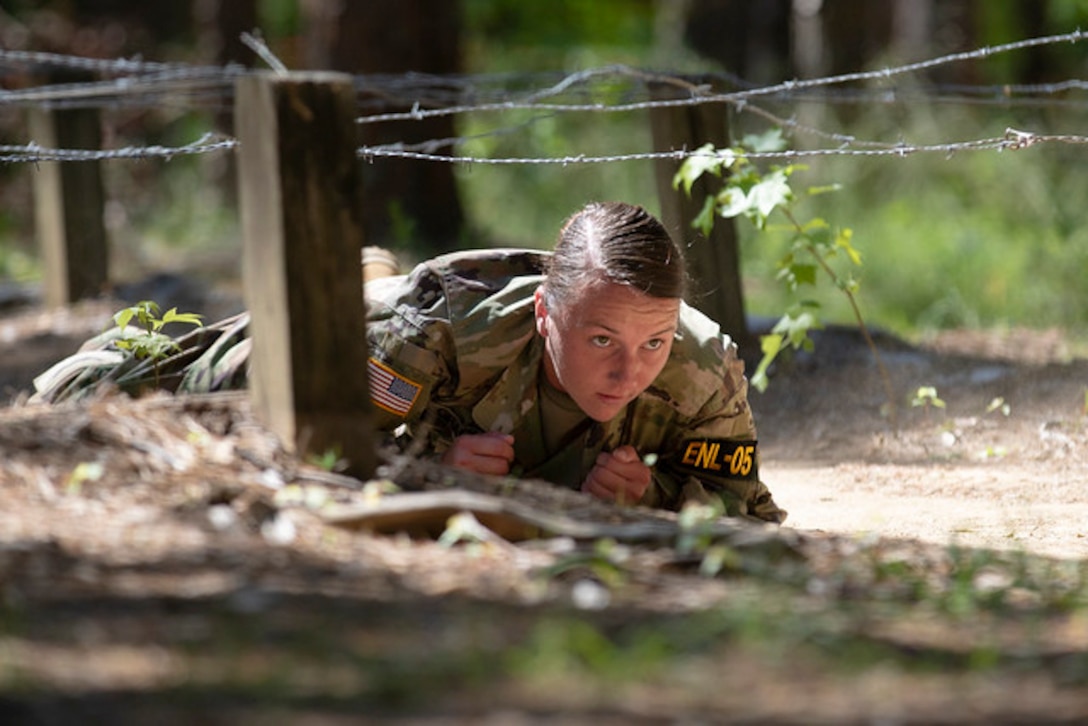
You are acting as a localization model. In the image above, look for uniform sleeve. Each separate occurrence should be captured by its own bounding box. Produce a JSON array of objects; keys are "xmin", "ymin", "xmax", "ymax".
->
[
  {"xmin": 363, "ymin": 266, "xmax": 467, "ymax": 451},
  {"xmin": 641, "ymin": 341, "xmax": 788, "ymax": 524}
]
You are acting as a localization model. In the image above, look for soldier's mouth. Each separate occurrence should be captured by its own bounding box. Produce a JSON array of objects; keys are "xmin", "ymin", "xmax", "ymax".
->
[{"xmin": 596, "ymin": 392, "xmax": 628, "ymax": 404}]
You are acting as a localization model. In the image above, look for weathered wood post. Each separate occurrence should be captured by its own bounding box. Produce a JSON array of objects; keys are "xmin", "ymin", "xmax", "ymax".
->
[
  {"xmin": 29, "ymin": 100, "xmax": 109, "ymax": 309},
  {"xmin": 235, "ymin": 71, "xmax": 375, "ymax": 478},
  {"xmin": 649, "ymin": 81, "xmax": 750, "ymax": 346}
]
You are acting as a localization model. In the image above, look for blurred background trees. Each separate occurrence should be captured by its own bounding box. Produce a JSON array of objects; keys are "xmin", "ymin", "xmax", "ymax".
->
[{"xmin": 1, "ymin": 0, "xmax": 1087, "ymax": 343}]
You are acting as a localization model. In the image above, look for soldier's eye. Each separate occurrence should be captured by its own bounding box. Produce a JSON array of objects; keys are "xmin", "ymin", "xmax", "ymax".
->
[
  {"xmin": 645, "ymin": 338, "xmax": 665, "ymax": 351},
  {"xmin": 591, "ymin": 335, "xmax": 611, "ymax": 347}
]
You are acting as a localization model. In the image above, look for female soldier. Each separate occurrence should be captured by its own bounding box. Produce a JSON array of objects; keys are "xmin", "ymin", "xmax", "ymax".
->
[
  {"xmin": 33, "ymin": 201, "xmax": 785, "ymax": 523},
  {"xmin": 363, "ymin": 201, "xmax": 785, "ymax": 522}
]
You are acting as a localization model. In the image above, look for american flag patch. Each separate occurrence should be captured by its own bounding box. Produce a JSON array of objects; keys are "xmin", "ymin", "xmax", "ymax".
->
[{"xmin": 368, "ymin": 358, "xmax": 422, "ymax": 417}]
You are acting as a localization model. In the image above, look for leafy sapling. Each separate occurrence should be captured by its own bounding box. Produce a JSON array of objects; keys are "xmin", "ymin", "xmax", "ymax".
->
[
  {"xmin": 674, "ymin": 131, "xmax": 895, "ymax": 420},
  {"xmin": 111, "ymin": 300, "xmax": 203, "ymax": 384},
  {"xmin": 911, "ymin": 385, "xmax": 946, "ymax": 418}
]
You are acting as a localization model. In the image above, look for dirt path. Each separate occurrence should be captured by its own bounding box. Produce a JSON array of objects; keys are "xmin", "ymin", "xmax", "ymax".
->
[
  {"xmin": 769, "ymin": 463, "xmax": 1087, "ymax": 559},
  {"xmin": 753, "ymin": 326, "xmax": 1088, "ymax": 561}
]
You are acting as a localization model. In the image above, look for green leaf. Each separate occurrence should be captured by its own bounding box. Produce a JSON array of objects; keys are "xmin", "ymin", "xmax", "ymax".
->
[
  {"xmin": 715, "ymin": 185, "xmax": 750, "ymax": 219},
  {"xmin": 779, "ymin": 163, "xmax": 806, "ymax": 178},
  {"xmin": 161, "ymin": 308, "xmax": 204, "ymax": 327},
  {"xmin": 806, "ymin": 183, "xmax": 843, "ymax": 196},
  {"xmin": 836, "ymin": 228, "xmax": 862, "ymax": 266},
  {"xmin": 787, "ymin": 263, "xmax": 818, "ymax": 288},
  {"xmin": 133, "ymin": 301, "xmax": 160, "ymax": 330},
  {"xmin": 113, "ymin": 308, "xmax": 135, "ymax": 329},
  {"xmin": 803, "ymin": 224, "xmax": 834, "ymax": 252},
  {"xmin": 66, "ymin": 461, "xmax": 104, "ymax": 495},
  {"xmin": 772, "ymin": 305, "xmax": 822, "ymax": 350},
  {"xmin": 693, "ymin": 194, "xmax": 717, "ymax": 236},
  {"xmin": 747, "ymin": 169, "xmax": 792, "ymax": 223},
  {"xmin": 751, "ymin": 333, "xmax": 783, "ymax": 392},
  {"xmin": 740, "ymin": 128, "xmax": 787, "ymax": 153},
  {"xmin": 840, "ymin": 274, "xmax": 861, "ymax": 295},
  {"xmin": 437, "ymin": 511, "xmax": 495, "ymax": 548},
  {"xmin": 911, "ymin": 386, "xmax": 946, "ymax": 409},
  {"xmin": 673, "ymin": 143, "xmax": 734, "ymax": 195}
]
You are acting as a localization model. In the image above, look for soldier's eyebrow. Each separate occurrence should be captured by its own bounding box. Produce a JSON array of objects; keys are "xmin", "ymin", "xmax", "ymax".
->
[
  {"xmin": 645, "ymin": 323, "xmax": 678, "ymax": 338},
  {"xmin": 590, "ymin": 320, "xmax": 678, "ymax": 338}
]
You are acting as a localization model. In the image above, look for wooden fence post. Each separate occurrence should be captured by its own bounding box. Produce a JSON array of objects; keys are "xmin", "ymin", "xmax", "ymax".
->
[
  {"xmin": 649, "ymin": 81, "xmax": 751, "ymax": 346},
  {"xmin": 235, "ymin": 71, "xmax": 375, "ymax": 478},
  {"xmin": 29, "ymin": 102, "xmax": 109, "ymax": 309}
]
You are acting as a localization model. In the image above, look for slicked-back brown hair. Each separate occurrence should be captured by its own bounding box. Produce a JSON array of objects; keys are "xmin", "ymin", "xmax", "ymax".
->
[{"xmin": 541, "ymin": 201, "xmax": 687, "ymax": 311}]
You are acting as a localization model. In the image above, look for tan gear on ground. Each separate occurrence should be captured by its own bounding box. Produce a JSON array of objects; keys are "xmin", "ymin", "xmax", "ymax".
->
[{"xmin": 362, "ymin": 246, "xmax": 401, "ymax": 284}]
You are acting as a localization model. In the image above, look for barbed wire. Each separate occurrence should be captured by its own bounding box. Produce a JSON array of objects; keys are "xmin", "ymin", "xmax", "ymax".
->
[
  {"xmin": 357, "ymin": 129, "xmax": 1088, "ymax": 167},
  {"xmin": 0, "ymin": 132, "xmax": 236, "ymax": 164},
  {"xmin": 9, "ymin": 122, "xmax": 1081, "ymax": 167},
  {"xmin": 0, "ymin": 30, "xmax": 1085, "ymax": 166},
  {"xmin": 10, "ymin": 126, "xmax": 1084, "ymax": 168},
  {"xmin": 0, "ymin": 48, "xmax": 179, "ymax": 76},
  {"xmin": 354, "ymin": 30, "xmax": 1088, "ymax": 124},
  {"xmin": 1, "ymin": 29, "xmax": 1085, "ymax": 114},
  {"xmin": 356, "ymin": 79, "xmax": 1084, "ymax": 160}
]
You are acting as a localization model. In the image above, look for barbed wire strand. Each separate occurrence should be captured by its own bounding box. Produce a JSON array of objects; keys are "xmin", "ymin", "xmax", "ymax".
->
[
  {"xmin": 7, "ymin": 124, "xmax": 1081, "ymax": 167},
  {"xmin": 239, "ymin": 31, "xmax": 288, "ymax": 76},
  {"xmin": 356, "ymin": 29, "xmax": 1087, "ymax": 124},
  {"xmin": 0, "ymin": 133, "xmax": 236, "ymax": 164},
  {"xmin": 1, "ymin": 30, "xmax": 1084, "ymax": 114},
  {"xmin": 358, "ymin": 129, "xmax": 1088, "ymax": 166},
  {"xmin": 0, "ymin": 31, "xmax": 1085, "ymax": 165}
]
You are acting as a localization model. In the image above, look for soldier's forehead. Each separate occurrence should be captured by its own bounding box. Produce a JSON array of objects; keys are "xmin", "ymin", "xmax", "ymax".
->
[{"xmin": 558, "ymin": 281, "xmax": 679, "ymax": 319}]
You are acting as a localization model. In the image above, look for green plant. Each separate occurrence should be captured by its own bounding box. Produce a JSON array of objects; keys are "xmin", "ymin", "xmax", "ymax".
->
[
  {"xmin": 113, "ymin": 301, "xmax": 203, "ymax": 358},
  {"xmin": 674, "ymin": 132, "xmax": 895, "ymax": 419},
  {"xmin": 538, "ymin": 538, "xmax": 630, "ymax": 588},
  {"xmin": 65, "ymin": 461, "xmax": 104, "ymax": 496},
  {"xmin": 112, "ymin": 300, "xmax": 203, "ymax": 384},
  {"xmin": 911, "ymin": 385, "xmax": 947, "ymax": 416},
  {"xmin": 985, "ymin": 396, "xmax": 1011, "ymax": 417},
  {"xmin": 306, "ymin": 446, "xmax": 346, "ymax": 473}
]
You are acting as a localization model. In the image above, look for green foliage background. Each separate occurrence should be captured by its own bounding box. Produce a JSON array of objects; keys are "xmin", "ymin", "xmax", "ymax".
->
[
  {"xmin": 454, "ymin": 1, "xmax": 1088, "ymax": 346},
  {"xmin": 2, "ymin": 0, "xmax": 1087, "ymax": 347}
]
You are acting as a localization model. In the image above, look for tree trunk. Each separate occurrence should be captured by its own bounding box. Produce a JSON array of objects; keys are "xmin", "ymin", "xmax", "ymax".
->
[{"xmin": 303, "ymin": 0, "xmax": 466, "ymax": 259}]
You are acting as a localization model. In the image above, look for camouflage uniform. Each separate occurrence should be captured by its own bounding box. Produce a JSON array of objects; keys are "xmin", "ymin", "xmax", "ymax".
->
[
  {"xmin": 365, "ymin": 249, "xmax": 785, "ymax": 523},
  {"xmin": 33, "ymin": 248, "xmax": 785, "ymax": 523}
]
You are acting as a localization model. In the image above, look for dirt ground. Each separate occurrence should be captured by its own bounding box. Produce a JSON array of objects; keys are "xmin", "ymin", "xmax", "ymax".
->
[
  {"xmin": 755, "ymin": 324, "xmax": 1088, "ymax": 561},
  {"xmin": 1, "ymin": 297, "xmax": 1086, "ymax": 723}
]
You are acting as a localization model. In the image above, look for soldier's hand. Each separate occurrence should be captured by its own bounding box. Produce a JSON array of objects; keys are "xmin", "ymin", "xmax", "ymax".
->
[
  {"xmin": 581, "ymin": 445, "xmax": 651, "ymax": 506},
  {"xmin": 442, "ymin": 432, "xmax": 515, "ymax": 476}
]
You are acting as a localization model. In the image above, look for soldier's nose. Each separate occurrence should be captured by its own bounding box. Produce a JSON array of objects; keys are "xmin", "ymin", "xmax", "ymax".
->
[{"xmin": 608, "ymin": 349, "xmax": 638, "ymax": 383}]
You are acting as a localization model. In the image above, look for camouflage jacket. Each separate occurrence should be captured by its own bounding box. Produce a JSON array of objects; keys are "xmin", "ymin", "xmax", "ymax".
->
[
  {"xmin": 33, "ymin": 248, "xmax": 785, "ymax": 523},
  {"xmin": 365, "ymin": 249, "xmax": 785, "ymax": 523}
]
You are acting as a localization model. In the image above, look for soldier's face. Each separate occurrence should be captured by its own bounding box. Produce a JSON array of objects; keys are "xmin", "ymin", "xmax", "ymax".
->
[{"xmin": 534, "ymin": 282, "xmax": 679, "ymax": 422}]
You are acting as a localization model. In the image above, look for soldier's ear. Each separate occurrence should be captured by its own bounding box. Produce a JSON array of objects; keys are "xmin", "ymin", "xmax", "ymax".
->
[{"xmin": 533, "ymin": 287, "xmax": 548, "ymax": 336}]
